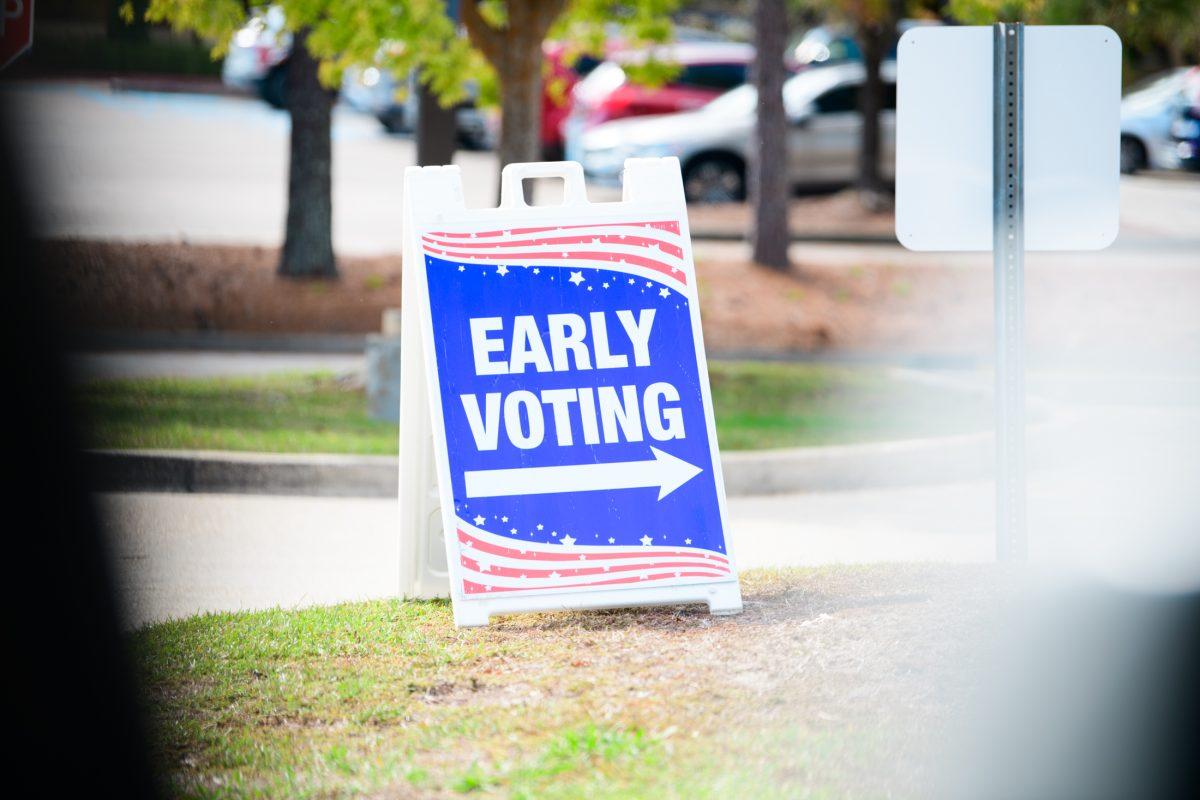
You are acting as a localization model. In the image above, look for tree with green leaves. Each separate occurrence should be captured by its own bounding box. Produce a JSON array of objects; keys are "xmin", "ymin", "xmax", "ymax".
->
[
  {"xmin": 143, "ymin": 0, "xmax": 680, "ymax": 278},
  {"xmin": 947, "ymin": 0, "xmax": 1200, "ymax": 73}
]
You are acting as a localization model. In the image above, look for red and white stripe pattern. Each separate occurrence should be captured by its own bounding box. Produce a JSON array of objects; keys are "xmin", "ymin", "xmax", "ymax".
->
[
  {"xmin": 422, "ymin": 220, "xmax": 689, "ymax": 290},
  {"xmin": 456, "ymin": 518, "xmax": 731, "ymax": 596}
]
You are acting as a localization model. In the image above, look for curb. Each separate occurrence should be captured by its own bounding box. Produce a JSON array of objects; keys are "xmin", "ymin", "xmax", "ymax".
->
[
  {"xmin": 689, "ymin": 230, "xmax": 898, "ymax": 245},
  {"xmin": 86, "ymin": 449, "xmax": 398, "ymax": 498},
  {"xmin": 85, "ymin": 429, "xmax": 1017, "ymax": 499},
  {"xmin": 71, "ymin": 331, "xmax": 370, "ymax": 354},
  {"xmin": 108, "ymin": 75, "xmax": 243, "ymax": 97}
]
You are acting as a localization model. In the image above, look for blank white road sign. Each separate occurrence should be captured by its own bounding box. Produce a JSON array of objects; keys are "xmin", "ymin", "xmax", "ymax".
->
[{"xmin": 895, "ymin": 25, "xmax": 1122, "ymax": 251}]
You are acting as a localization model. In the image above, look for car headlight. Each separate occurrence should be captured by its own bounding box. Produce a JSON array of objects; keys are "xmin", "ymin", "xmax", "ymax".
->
[
  {"xmin": 361, "ymin": 67, "xmax": 382, "ymax": 88},
  {"xmin": 1170, "ymin": 117, "xmax": 1200, "ymax": 140}
]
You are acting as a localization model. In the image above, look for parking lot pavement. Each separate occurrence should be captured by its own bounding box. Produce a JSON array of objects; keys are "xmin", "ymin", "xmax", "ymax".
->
[
  {"xmin": 8, "ymin": 81, "xmax": 1199, "ymax": 257},
  {"xmin": 5, "ymin": 82, "xmax": 499, "ymax": 254}
]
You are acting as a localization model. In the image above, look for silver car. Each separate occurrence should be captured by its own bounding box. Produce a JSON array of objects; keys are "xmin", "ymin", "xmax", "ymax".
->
[
  {"xmin": 1120, "ymin": 67, "xmax": 1200, "ymax": 173},
  {"xmin": 578, "ymin": 61, "xmax": 896, "ymax": 202},
  {"xmin": 341, "ymin": 66, "xmax": 493, "ymax": 149}
]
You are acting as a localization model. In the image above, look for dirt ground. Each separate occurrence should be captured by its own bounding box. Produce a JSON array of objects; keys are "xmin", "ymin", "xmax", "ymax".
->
[
  {"xmin": 42, "ymin": 237, "xmax": 1200, "ymax": 361},
  {"xmin": 686, "ymin": 189, "xmax": 897, "ymax": 239}
]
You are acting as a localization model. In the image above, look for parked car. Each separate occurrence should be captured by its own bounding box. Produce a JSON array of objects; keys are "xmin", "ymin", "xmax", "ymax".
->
[
  {"xmin": 1173, "ymin": 105, "xmax": 1200, "ymax": 170},
  {"xmin": 541, "ymin": 43, "xmax": 605, "ymax": 158},
  {"xmin": 578, "ymin": 61, "xmax": 896, "ymax": 203},
  {"xmin": 788, "ymin": 20, "xmax": 941, "ymax": 69},
  {"xmin": 222, "ymin": 7, "xmax": 491, "ymax": 147},
  {"xmin": 341, "ymin": 65, "xmax": 493, "ymax": 150},
  {"xmin": 544, "ymin": 27, "xmax": 733, "ymax": 158},
  {"xmin": 563, "ymin": 41, "xmax": 757, "ymax": 164},
  {"xmin": 220, "ymin": 5, "xmax": 290, "ymax": 95},
  {"xmin": 1120, "ymin": 67, "xmax": 1200, "ymax": 173}
]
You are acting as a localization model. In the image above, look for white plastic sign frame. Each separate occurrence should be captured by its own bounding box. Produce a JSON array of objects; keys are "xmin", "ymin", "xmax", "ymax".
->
[
  {"xmin": 400, "ymin": 159, "xmax": 743, "ymax": 627},
  {"xmin": 895, "ymin": 25, "xmax": 1122, "ymax": 251}
]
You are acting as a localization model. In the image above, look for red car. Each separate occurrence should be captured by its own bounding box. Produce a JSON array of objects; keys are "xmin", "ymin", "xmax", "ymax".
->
[
  {"xmin": 542, "ymin": 42, "xmax": 605, "ymax": 159},
  {"xmin": 562, "ymin": 41, "xmax": 756, "ymax": 163}
]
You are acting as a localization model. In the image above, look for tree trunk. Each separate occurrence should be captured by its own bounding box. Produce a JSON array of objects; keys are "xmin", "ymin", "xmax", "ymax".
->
[
  {"xmin": 751, "ymin": 0, "xmax": 790, "ymax": 270},
  {"xmin": 279, "ymin": 29, "xmax": 336, "ymax": 279},
  {"xmin": 857, "ymin": 21, "xmax": 886, "ymax": 202},
  {"xmin": 416, "ymin": 76, "xmax": 458, "ymax": 167},
  {"xmin": 496, "ymin": 17, "xmax": 545, "ymax": 170},
  {"xmin": 462, "ymin": 0, "xmax": 565, "ymax": 198}
]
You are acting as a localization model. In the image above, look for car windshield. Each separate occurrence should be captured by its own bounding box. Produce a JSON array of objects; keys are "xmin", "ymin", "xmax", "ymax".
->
[
  {"xmin": 702, "ymin": 70, "xmax": 854, "ymax": 118},
  {"xmin": 793, "ymin": 30, "xmax": 860, "ymax": 66}
]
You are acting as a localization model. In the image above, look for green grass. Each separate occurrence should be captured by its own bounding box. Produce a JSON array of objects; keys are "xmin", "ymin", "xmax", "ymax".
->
[
  {"xmin": 132, "ymin": 565, "xmax": 998, "ymax": 799},
  {"xmin": 707, "ymin": 360, "xmax": 987, "ymax": 450},
  {"xmin": 76, "ymin": 363, "xmax": 989, "ymax": 455},
  {"xmin": 78, "ymin": 373, "xmax": 395, "ymax": 455}
]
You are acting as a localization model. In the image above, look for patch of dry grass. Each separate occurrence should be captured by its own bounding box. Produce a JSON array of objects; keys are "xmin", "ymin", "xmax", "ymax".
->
[{"xmin": 133, "ymin": 565, "xmax": 1004, "ymax": 798}]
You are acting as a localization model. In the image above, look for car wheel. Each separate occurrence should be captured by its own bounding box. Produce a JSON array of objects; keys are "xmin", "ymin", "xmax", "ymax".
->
[
  {"xmin": 457, "ymin": 127, "xmax": 490, "ymax": 151},
  {"xmin": 683, "ymin": 155, "xmax": 745, "ymax": 203},
  {"xmin": 1120, "ymin": 136, "xmax": 1146, "ymax": 175},
  {"xmin": 259, "ymin": 62, "xmax": 289, "ymax": 110},
  {"xmin": 378, "ymin": 107, "xmax": 406, "ymax": 134}
]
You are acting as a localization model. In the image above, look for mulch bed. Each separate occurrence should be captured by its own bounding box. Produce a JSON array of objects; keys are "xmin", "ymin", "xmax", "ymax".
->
[
  {"xmin": 43, "ymin": 240, "xmax": 402, "ymax": 336},
  {"xmin": 41, "ymin": 238, "xmax": 1200, "ymax": 360},
  {"xmin": 687, "ymin": 189, "xmax": 897, "ymax": 240}
]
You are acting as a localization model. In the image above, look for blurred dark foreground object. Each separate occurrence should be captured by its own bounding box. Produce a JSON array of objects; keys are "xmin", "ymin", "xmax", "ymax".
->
[
  {"xmin": 0, "ymin": 104, "xmax": 161, "ymax": 796},
  {"xmin": 950, "ymin": 581, "xmax": 1200, "ymax": 799}
]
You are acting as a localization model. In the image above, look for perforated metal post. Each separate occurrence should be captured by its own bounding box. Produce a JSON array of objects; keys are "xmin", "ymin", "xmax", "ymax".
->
[{"xmin": 993, "ymin": 22, "xmax": 1026, "ymax": 561}]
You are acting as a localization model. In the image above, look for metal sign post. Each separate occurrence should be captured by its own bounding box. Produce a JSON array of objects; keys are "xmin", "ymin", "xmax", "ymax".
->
[
  {"xmin": 993, "ymin": 22, "xmax": 1026, "ymax": 561},
  {"xmin": 895, "ymin": 23, "xmax": 1120, "ymax": 562}
]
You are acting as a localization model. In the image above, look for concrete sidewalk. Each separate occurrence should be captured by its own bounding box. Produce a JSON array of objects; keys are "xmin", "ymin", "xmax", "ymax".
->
[
  {"xmin": 100, "ymin": 399, "xmax": 1200, "ymax": 628},
  {"xmin": 100, "ymin": 484, "xmax": 995, "ymax": 628}
]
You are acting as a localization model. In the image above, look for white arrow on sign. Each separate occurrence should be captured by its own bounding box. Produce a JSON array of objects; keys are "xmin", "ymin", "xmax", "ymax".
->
[{"xmin": 464, "ymin": 447, "xmax": 703, "ymax": 501}]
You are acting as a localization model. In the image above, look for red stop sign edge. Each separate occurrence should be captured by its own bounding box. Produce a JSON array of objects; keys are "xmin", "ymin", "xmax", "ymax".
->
[{"xmin": 1, "ymin": 0, "xmax": 35, "ymax": 71}]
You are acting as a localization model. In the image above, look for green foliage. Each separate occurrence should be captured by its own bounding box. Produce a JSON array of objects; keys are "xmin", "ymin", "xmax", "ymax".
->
[
  {"xmin": 948, "ymin": 0, "xmax": 1200, "ymax": 67},
  {"xmin": 144, "ymin": 0, "xmax": 247, "ymax": 59},
  {"xmin": 75, "ymin": 364, "xmax": 994, "ymax": 455},
  {"xmin": 143, "ymin": 0, "xmax": 683, "ymax": 108},
  {"xmin": 791, "ymin": 0, "xmax": 909, "ymax": 29},
  {"xmin": 794, "ymin": 0, "xmax": 1200, "ymax": 72},
  {"xmin": 553, "ymin": 0, "xmax": 683, "ymax": 87}
]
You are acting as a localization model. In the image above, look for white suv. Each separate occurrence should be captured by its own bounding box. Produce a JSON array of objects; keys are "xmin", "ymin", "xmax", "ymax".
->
[{"xmin": 579, "ymin": 61, "xmax": 896, "ymax": 202}]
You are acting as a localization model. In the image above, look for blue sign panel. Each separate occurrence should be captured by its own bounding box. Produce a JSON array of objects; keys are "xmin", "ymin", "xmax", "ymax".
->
[{"xmin": 420, "ymin": 219, "xmax": 733, "ymax": 598}]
